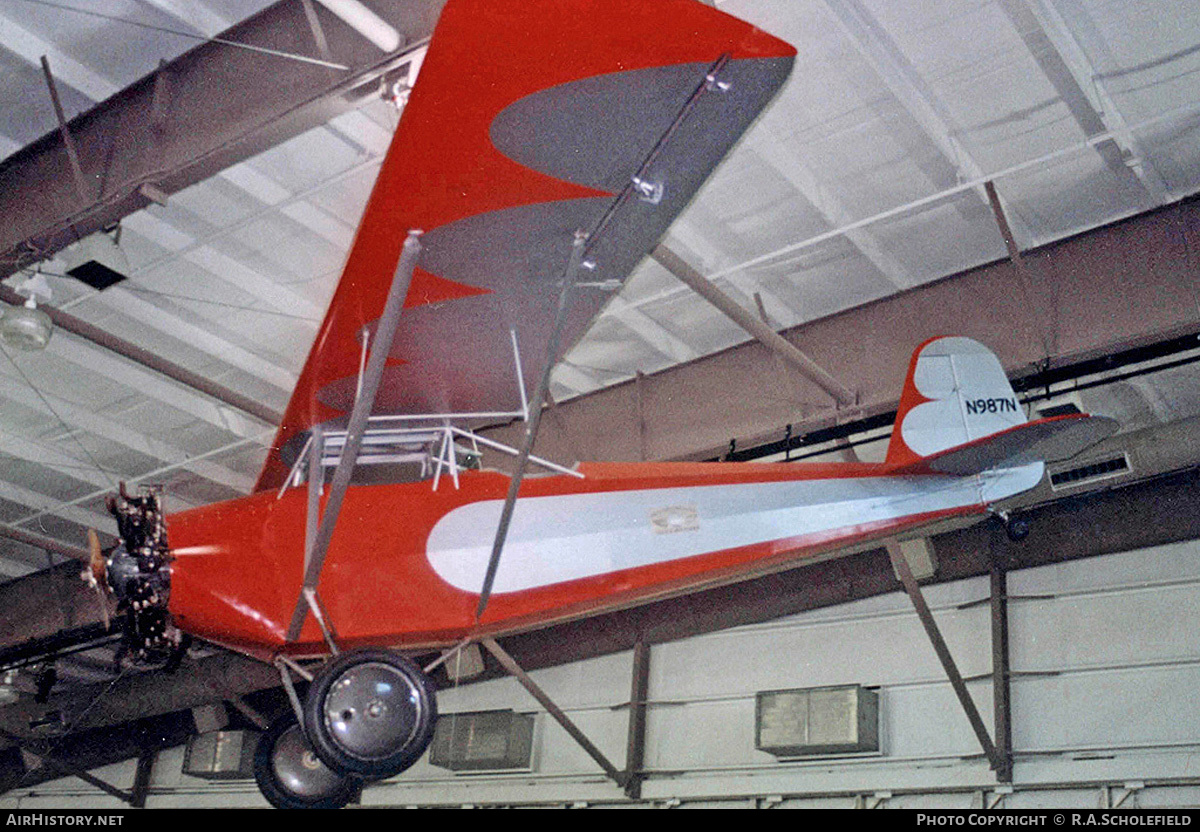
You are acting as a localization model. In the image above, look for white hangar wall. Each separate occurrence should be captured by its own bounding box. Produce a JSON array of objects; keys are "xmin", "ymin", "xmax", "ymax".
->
[{"xmin": 5, "ymin": 537, "xmax": 1200, "ymax": 809}]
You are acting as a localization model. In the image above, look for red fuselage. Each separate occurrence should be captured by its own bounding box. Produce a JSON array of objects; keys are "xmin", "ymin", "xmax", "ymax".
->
[{"xmin": 165, "ymin": 460, "xmax": 987, "ymax": 661}]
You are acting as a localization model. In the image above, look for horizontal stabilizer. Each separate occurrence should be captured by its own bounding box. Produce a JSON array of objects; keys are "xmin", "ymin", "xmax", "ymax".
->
[{"xmin": 889, "ymin": 414, "xmax": 1119, "ymax": 476}]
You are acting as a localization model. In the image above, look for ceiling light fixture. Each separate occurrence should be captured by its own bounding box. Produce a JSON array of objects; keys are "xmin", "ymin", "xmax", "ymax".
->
[
  {"xmin": 0, "ymin": 273, "xmax": 53, "ymax": 352},
  {"xmin": 0, "ymin": 670, "xmax": 19, "ymax": 706}
]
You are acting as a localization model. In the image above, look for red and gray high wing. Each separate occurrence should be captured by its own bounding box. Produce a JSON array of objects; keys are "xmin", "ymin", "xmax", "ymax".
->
[{"xmin": 254, "ymin": 0, "xmax": 796, "ymax": 491}]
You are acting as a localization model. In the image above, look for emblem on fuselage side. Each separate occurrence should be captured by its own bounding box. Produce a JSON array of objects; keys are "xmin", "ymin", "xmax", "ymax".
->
[{"xmin": 649, "ymin": 505, "xmax": 700, "ymax": 535}]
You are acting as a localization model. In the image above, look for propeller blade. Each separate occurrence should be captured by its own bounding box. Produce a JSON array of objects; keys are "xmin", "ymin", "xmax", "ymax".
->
[
  {"xmin": 83, "ymin": 528, "xmax": 110, "ymax": 631},
  {"xmin": 475, "ymin": 233, "xmax": 586, "ymax": 620},
  {"xmin": 87, "ymin": 528, "xmax": 105, "ymax": 586}
]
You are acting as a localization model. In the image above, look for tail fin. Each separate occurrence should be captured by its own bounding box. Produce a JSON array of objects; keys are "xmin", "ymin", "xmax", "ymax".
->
[{"xmin": 886, "ymin": 337, "xmax": 1117, "ymax": 475}]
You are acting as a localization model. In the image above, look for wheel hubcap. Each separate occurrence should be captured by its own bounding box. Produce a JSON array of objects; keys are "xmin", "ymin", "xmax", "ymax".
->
[
  {"xmin": 272, "ymin": 725, "xmax": 345, "ymax": 798},
  {"xmin": 323, "ymin": 661, "xmax": 425, "ymax": 761}
]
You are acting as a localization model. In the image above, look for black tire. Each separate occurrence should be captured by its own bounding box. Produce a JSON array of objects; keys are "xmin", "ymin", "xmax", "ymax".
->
[
  {"xmin": 303, "ymin": 649, "xmax": 438, "ymax": 779},
  {"xmin": 253, "ymin": 713, "xmax": 358, "ymax": 810},
  {"xmin": 1005, "ymin": 515, "xmax": 1031, "ymax": 542}
]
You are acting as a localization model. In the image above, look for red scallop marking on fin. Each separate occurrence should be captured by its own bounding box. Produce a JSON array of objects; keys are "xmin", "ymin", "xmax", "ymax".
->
[
  {"xmin": 885, "ymin": 335, "xmax": 944, "ymax": 468},
  {"xmin": 403, "ymin": 268, "xmax": 491, "ymax": 310}
]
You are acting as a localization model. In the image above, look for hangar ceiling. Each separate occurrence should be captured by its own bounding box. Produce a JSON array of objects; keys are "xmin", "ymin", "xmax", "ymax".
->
[
  {"xmin": 0, "ymin": 0, "xmax": 1199, "ymax": 794},
  {"xmin": 0, "ymin": 0, "xmax": 1197, "ymax": 579}
]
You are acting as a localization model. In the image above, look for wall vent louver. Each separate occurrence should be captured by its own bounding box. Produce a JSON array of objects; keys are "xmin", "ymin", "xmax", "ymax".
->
[
  {"xmin": 429, "ymin": 710, "xmax": 535, "ymax": 772},
  {"xmin": 182, "ymin": 730, "xmax": 259, "ymax": 780},
  {"xmin": 1050, "ymin": 453, "xmax": 1131, "ymax": 490},
  {"xmin": 756, "ymin": 685, "xmax": 879, "ymax": 757}
]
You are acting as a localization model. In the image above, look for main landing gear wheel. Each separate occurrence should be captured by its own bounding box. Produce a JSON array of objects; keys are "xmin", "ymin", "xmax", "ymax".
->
[
  {"xmin": 303, "ymin": 649, "xmax": 438, "ymax": 779},
  {"xmin": 253, "ymin": 713, "xmax": 358, "ymax": 810}
]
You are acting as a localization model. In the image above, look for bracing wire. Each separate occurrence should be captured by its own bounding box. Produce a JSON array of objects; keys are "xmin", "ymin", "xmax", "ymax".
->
[
  {"xmin": 6, "ymin": 0, "xmax": 351, "ymax": 70},
  {"xmin": 0, "ymin": 343, "xmax": 121, "ymax": 490}
]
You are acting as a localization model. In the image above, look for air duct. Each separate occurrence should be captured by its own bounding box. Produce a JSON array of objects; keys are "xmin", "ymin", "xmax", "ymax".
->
[{"xmin": 58, "ymin": 232, "xmax": 129, "ymax": 291}]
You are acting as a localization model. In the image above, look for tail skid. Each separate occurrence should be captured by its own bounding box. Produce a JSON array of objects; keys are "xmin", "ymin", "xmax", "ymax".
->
[{"xmin": 886, "ymin": 337, "xmax": 1118, "ymax": 477}]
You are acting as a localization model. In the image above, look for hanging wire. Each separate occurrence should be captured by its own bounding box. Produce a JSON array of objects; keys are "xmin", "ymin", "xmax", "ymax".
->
[
  {"xmin": 0, "ymin": 343, "xmax": 120, "ymax": 489},
  {"xmin": 120, "ymin": 286, "xmax": 322, "ymax": 322}
]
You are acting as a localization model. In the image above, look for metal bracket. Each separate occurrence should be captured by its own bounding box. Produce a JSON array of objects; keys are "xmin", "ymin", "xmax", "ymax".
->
[
  {"xmin": 631, "ymin": 176, "xmax": 664, "ymax": 204},
  {"xmin": 704, "ymin": 71, "xmax": 731, "ymax": 93}
]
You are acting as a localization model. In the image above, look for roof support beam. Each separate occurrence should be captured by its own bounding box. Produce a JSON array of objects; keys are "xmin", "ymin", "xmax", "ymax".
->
[
  {"xmin": 92, "ymin": 287, "xmax": 298, "ymax": 394},
  {"xmin": 623, "ymin": 640, "xmax": 651, "ymax": 799},
  {"xmin": 313, "ymin": 0, "xmax": 403, "ymax": 52},
  {"xmin": 605, "ymin": 295, "xmax": 698, "ymax": 364},
  {"xmin": 550, "ymin": 361, "xmax": 599, "ymax": 398},
  {"xmin": 0, "ymin": 479, "xmax": 112, "ymax": 532},
  {"xmin": 0, "ymin": 730, "xmax": 137, "ymax": 806},
  {"xmin": 651, "ymin": 245, "xmax": 857, "ymax": 408},
  {"xmin": 0, "ymin": 283, "xmax": 281, "ymax": 426},
  {"xmin": 8, "ymin": 432, "xmax": 266, "ymax": 546},
  {"xmin": 300, "ymin": 0, "xmax": 336, "ymax": 67},
  {"xmin": 0, "ymin": 0, "xmax": 446, "ymax": 278},
  {"xmin": 0, "ymin": 426, "xmax": 117, "ymax": 493},
  {"xmin": 0, "ymin": 375, "xmax": 253, "ymax": 494},
  {"xmin": 481, "ymin": 637, "xmax": 627, "ymax": 789},
  {"xmin": 667, "ymin": 210, "xmax": 804, "ymax": 326},
  {"xmin": 138, "ymin": 0, "xmax": 233, "ymax": 38},
  {"xmin": 5, "ymin": 35, "xmax": 308, "ymax": 396},
  {"xmin": 996, "ymin": 0, "xmax": 1169, "ymax": 206},
  {"xmin": 44, "ymin": 334, "xmax": 265, "ymax": 438},
  {"xmin": 0, "ymin": 12, "xmax": 115, "ymax": 101},
  {"xmin": 991, "ymin": 545, "xmax": 1014, "ymax": 783},
  {"xmin": 984, "ymin": 180, "xmax": 1054, "ymax": 358},
  {"xmin": 749, "ymin": 126, "xmax": 920, "ymax": 290},
  {"xmin": 821, "ymin": 0, "xmax": 1035, "ymax": 241},
  {"xmin": 130, "ymin": 750, "xmax": 155, "ymax": 809}
]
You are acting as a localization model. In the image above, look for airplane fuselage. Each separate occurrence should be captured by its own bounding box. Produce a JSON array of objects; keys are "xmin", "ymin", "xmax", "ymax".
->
[{"xmin": 165, "ymin": 458, "xmax": 1042, "ymax": 660}]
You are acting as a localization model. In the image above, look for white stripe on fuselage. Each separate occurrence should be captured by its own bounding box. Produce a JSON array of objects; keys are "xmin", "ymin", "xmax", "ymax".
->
[{"xmin": 425, "ymin": 464, "xmax": 1043, "ymax": 594}]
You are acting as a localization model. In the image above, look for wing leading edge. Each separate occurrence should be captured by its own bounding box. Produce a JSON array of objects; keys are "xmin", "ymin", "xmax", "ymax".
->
[{"xmin": 255, "ymin": 0, "xmax": 796, "ymax": 491}]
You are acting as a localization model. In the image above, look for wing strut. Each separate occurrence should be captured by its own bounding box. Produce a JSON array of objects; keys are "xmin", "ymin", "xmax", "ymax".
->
[
  {"xmin": 473, "ymin": 54, "xmax": 743, "ymax": 621},
  {"xmin": 475, "ymin": 231, "xmax": 587, "ymax": 620},
  {"xmin": 286, "ymin": 230, "xmax": 424, "ymax": 644}
]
